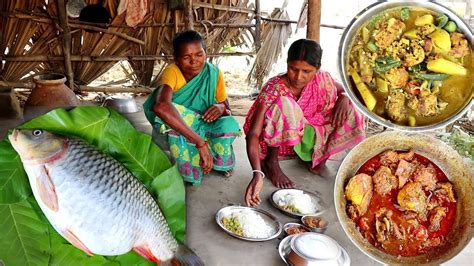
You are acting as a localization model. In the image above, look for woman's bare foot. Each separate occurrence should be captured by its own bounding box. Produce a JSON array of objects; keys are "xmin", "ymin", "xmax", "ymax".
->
[
  {"xmin": 263, "ymin": 159, "xmax": 295, "ymax": 188},
  {"xmin": 308, "ymin": 160, "xmax": 332, "ymax": 178},
  {"xmin": 216, "ymin": 169, "xmax": 233, "ymax": 178}
]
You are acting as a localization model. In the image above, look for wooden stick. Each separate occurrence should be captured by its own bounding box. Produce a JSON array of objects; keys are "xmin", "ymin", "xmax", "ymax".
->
[
  {"xmin": 254, "ymin": 0, "xmax": 263, "ymax": 90},
  {"xmin": 1, "ymin": 11, "xmax": 289, "ymax": 29},
  {"xmin": 321, "ymin": 23, "xmax": 345, "ymax": 30},
  {"xmin": 78, "ymin": 85, "xmax": 152, "ymax": 93},
  {"xmin": 56, "ymin": 0, "xmax": 75, "ymax": 90},
  {"xmin": 192, "ymin": 2, "xmax": 254, "ymax": 14},
  {"xmin": 3, "ymin": 81, "xmax": 152, "ymax": 93},
  {"xmin": 307, "ymin": 0, "xmax": 321, "ymax": 42},
  {"xmin": 68, "ymin": 23, "xmax": 145, "ymax": 45},
  {"xmin": 261, "ymin": 17, "xmax": 297, "ymax": 24},
  {"xmin": 184, "ymin": 0, "xmax": 194, "ymax": 30},
  {"xmin": 0, "ymin": 81, "xmax": 35, "ymax": 89},
  {"xmin": 1, "ymin": 52, "xmax": 254, "ymax": 62}
]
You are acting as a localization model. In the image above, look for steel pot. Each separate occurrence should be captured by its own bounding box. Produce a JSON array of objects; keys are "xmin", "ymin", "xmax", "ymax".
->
[
  {"xmin": 334, "ymin": 131, "xmax": 473, "ymax": 265},
  {"xmin": 338, "ymin": 0, "xmax": 473, "ymax": 132}
]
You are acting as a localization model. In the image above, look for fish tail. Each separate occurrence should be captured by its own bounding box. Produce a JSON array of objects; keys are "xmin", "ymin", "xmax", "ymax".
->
[{"xmin": 162, "ymin": 242, "xmax": 204, "ymax": 266}]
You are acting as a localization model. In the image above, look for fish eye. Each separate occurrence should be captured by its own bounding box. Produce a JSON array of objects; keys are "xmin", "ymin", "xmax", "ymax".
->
[{"xmin": 32, "ymin": 129, "xmax": 43, "ymax": 136}]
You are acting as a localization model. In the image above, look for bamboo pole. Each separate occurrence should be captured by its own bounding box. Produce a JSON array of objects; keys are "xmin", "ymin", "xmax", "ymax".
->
[
  {"xmin": 68, "ymin": 24, "xmax": 145, "ymax": 45},
  {"xmin": 1, "ymin": 52, "xmax": 254, "ymax": 62},
  {"xmin": 1, "ymin": 11, "xmax": 289, "ymax": 28},
  {"xmin": 78, "ymin": 85, "xmax": 151, "ymax": 93},
  {"xmin": 254, "ymin": 0, "xmax": 263, "ymax": 89},
  {"xmin": 261, "ymin": 17, "xmax": 296, "ymax": 24},
  {"xmin": 2, "ymin": 81, "xmax": 152, "ymax": 93},
  {"xmin": 56, "ymin": 0, "xmax": 74, "ymax": 90},
  {"xmin": 307, "ymin": 0, "xmax": 321, "ymax": 42},
  {"xmin": 192, "ymin": 2, "xmax": 254, "ymax": 14},
  {"xmin": 184, "ymin": 0, "xmax": 194, "ymax": 30},
  {"xmin": 173, "ymin": 10, "xmax": 179, "ymax": 33}
]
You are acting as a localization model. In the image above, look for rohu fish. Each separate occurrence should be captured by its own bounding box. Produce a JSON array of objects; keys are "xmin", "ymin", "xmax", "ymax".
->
[{"xmin": 9, "ymin": 128, "xmax": 203, "ymax": 265}]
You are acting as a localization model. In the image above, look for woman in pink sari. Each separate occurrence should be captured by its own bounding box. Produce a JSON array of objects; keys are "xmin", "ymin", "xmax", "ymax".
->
[{"xmin": 244, "ymin": 39, "xmax": 365, "ymax": 206}]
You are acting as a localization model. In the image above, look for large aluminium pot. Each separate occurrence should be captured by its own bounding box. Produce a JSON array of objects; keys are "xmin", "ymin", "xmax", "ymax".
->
[
  {"xmin": 334, "ymin": 131, "xmax": 473, "ymax": 265},
  {"xmin": 338, "ymin": 0, "xmax": 474, "ymax": 132}
]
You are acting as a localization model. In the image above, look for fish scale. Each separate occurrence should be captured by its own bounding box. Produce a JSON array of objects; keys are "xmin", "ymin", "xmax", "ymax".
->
[{"xmin": 8, "ymin": 129, "xmax": 203, "ymax": 264}]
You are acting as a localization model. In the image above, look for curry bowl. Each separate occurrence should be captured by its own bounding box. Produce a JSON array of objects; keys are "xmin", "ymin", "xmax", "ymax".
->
[
  {"xmin": 334, "ymin": 131, "xmax": 473, "ymax": 265},
  {"xmin": 338, "ymin": 0, "xmax": 473, "ymax": 132},
  {"xmin": 283, "ymin": 222, "xmax": 311, "ymax": 235},
  {"xmin": 301, "ymin": 215, "xmax": 328, "ymax": 233}
]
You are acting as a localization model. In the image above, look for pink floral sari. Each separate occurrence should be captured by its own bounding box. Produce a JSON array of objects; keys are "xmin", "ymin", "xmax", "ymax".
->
[{"xmin": 243, "ymin": 71, "xmax": 365, "ymax": 167}]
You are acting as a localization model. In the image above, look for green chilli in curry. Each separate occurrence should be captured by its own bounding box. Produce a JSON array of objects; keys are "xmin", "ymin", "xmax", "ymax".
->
[{"xmin": 348, "ymin": 7, "xmax": 472, "ymax": 126}]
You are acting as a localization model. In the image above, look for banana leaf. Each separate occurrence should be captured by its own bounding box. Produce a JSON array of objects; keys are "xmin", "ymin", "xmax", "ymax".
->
[{"xmin": 0, "ymin": 106, "xmax": 185, "ymax": 265}]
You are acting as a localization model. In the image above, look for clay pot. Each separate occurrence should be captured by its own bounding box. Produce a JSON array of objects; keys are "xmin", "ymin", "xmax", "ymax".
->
[{"xmin": 24, "ymin": 74, "xmax": 80, "ymax": 119}]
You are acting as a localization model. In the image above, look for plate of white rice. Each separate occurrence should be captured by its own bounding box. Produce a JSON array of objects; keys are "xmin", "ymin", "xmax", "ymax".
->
[
  {"xmin": 216, "ymin": 206, "xmax": 282, "ymax": 241},
  {"xmin": 270, "ymin": 189, "xmax": 326, "ymax": 217}
]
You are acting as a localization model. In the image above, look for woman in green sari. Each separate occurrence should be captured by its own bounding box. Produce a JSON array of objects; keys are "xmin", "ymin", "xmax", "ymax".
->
[{"xmin": 144, "ymin": 30, "xmax": 240, "ymax": 186}]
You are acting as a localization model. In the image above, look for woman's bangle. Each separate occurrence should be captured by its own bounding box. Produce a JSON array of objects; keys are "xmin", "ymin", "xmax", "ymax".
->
[
  {"xmin": 252, "ymin": 169, "xmax": 265, "ymax": 179},
  {"xmin": 196, "ymin": 141, "xmax": 207, "ymax": 149}
]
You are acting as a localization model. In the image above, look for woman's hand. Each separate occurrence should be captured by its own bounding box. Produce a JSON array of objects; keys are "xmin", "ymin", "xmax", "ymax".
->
[
  {"xmin": 332, "ymin": 95, "xmax": 351, "ymax": 128},
  {"xmin": 245, "ymin": 174, "xmax": 264, "ymax": 207},
  {"xmin": 196, "ymin": 141, "xmax": 213, "ymax": 174},
  {"xmin": 203, "ymin": 103, "xmax": 226, "ymax": 123}
]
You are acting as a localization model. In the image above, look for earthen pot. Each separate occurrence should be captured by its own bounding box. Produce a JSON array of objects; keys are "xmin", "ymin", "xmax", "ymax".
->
[{"xmin": 24, "ymin": 74, "xmax": 80, "ymax": 119}]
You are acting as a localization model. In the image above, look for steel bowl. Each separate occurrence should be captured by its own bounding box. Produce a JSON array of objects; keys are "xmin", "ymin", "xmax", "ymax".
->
[
  {"xmin": 334, "ymin": 131, "xmax": 473, "ymax": 265},
  {"xmin": 278, "ymin": 233, "xmax": 351, "ymax": 266},
  {"xmin": 283, "ymin": 222, "xmax": 311, "ymax": 235},
  {"xmin": 215, "ymin": 205, "xmax": 282, "ymax": 241},
  {"xmin": 103, "ymin": 95, "xmax": 139, "ymax": 113},
  {"xmin": 338, "ymin": 0, "xmax": 473, "ymax": 132},
  {"xmin": 301, "ymin": 215, "xmax": 328, "ymax": 233}
]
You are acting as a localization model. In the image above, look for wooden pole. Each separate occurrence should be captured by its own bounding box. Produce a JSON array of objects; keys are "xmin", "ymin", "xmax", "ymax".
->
[
  {"xmin": 307, "ymin": 0, "xmax": 321, "ymax": 42},
  {"xmin": 68, "ymin": 23, "xmax": 145, "ymax": 45},
  {"xmin": 1, "ymin": 81, "xmax": 152, "ymax": 94},
  {"xmin": 184, "ymin": 0, "xmax": 194, "ymax": 30},
  {"xmin": 1, "ymin": 52, "xmax": 254, "ymax": 62},
  {"xmin": 173, "ymin": 10, "xmax": 179, "ymax": 33},
  {"xmin": 56, "ymin": 0, "xmax": 75, "ymax": 91},
  {"xmin": 192, "ymin": 2, "xmax": 254, "ymax": 14},
  {"xmin": 254, "ymin": 0, "xmax": 263, "ymax": 90}
]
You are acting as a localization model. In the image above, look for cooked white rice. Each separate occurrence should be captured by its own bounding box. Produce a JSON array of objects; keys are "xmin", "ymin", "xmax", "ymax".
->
[
  {"xmin": 277, "ymin": 191, "xmax": 317, "ymax": 214},
  {"xmin": 233, "ymin": 210, "xmax": 275, "ymax": 238}
]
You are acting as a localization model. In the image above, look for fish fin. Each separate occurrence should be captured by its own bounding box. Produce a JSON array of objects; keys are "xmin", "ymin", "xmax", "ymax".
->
[
  {"xmin": 164, "ymin": 242, "xmax": 204, "ymax": 266},
  {"xmin": 36, "ymin": 166, "xmax": 58, "ymax": 212},
  {"xmin": 133, "ymin": 245, "xmax": 161, "ymax": 264},
  {"xmin": 62, "ymin": 228, "xmax": 94, "ymax": 256}
]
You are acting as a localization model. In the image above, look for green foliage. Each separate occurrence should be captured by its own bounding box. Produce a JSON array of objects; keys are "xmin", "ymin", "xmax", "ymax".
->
[
  {"xmin": 0, "ymin": 140, "xmax": 31, "ymax": 204},
  {"xmin": 0, "ymin": 197, "xmax": 50, "ymax": 266},
  {"xmin": 439, "ymin": 128, "xmax": 474, "ymax": 161},
  {"xmin": 0, "ymin": 106, "xmax": 185, "ymax": 265}
]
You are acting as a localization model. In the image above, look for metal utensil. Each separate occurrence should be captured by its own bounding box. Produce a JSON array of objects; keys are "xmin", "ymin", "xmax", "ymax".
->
[
  {"xmin": 270, "ymin": 189, "xmax": 326, "ymax": 218},
  {"xmin": 103, "ymin": 95, "xmax": 139, "ymax": 113},
  {"xmin": 215, "ymin": 205, "xmax": 282, "ymax": 242},
  {"xmin": 338, "ymin": 0, "xmax": 473, "ymax": 132},
  {"xmin": 334, "ymin": 131, "xmax": 473, "ymax": 265}
]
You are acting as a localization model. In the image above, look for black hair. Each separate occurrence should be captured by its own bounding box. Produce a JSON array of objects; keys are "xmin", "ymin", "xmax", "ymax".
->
[
  {"xmin": 287, "ymin": 39, "xmax": 323, "ymax": 68},
  {"xmin": 172, "ymin": 30, "xmax": 206, "ymax": 57}
]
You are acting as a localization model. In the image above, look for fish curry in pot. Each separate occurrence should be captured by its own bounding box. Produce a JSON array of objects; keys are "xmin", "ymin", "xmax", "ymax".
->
[
  {"xmin": 348, "ymin": 7, "xmax": 472, "ymax": 126},
  {"xmin": 344, "ymin": 149, "xmax": 456, "ymax": 256}
]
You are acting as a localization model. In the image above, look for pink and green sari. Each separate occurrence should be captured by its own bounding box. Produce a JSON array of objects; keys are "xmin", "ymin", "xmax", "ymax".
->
[{"xmin": 243, "ymin": 71, "xmax": 365, "ymax": 168}]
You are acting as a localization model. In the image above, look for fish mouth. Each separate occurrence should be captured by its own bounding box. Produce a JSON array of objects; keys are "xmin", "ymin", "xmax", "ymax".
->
[{"xmin": 9, "ymin": 129, "xmax": 18, "ymax": 143}]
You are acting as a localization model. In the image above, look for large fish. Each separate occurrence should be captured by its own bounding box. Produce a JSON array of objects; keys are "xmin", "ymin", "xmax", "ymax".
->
[{"xmin": 9, "ymin": 128, "xmax": 203, "ymax": 265}]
